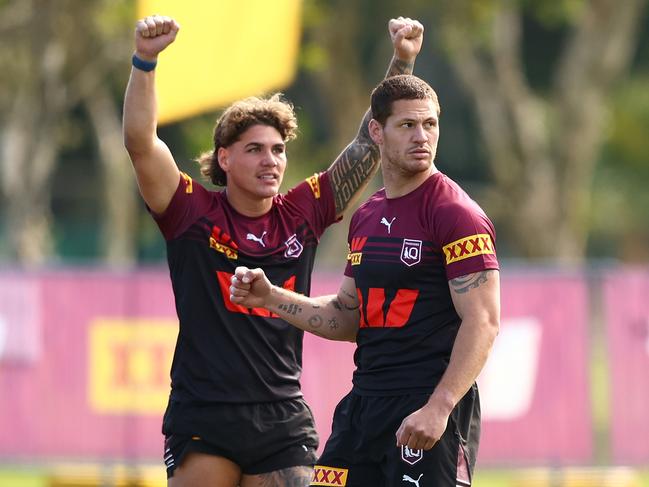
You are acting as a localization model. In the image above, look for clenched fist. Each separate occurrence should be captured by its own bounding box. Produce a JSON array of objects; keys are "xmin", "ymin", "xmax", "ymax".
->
[{"xmin": 134, "ymin": 14, "xmax": 180, "ymax": 60}]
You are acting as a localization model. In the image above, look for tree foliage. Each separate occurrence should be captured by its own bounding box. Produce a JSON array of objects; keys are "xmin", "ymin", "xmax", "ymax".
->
[{"xmin": 0, "ymin": 0, "xmax": 648, "ymax": 265}]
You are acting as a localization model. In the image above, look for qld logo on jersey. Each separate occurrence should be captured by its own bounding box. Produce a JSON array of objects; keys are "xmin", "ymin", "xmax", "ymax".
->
[
  {"xmin": 284, "ymin": 234, "xmax": 304, "ymax": 258},
  {"xmin": 401, "ymin": 445, "xmax": 423, "ymax": 465},
  {"xmin": 401, "ymin": 239, "xmax": 422, "ymax": 266},
  {"xmin": 443, "ymin": 233, "xmax": 494, "ymax": 265}
]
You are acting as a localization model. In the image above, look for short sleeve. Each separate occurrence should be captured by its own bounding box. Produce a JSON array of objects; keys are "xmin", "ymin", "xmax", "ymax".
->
[
  {"xmin": 151, "ymin": 172, "xmax": 216, "ymax": 241},
  {"xmin": 343, "ymin": 211, "xmax": 361, "ymax": 278},
  {"xmin": 434, "ymin": 201, "xmax": 499, "ymax": 280},
  {"xmin": 282, "ymin": 171, "xmax": 341, "ymax": 239}
]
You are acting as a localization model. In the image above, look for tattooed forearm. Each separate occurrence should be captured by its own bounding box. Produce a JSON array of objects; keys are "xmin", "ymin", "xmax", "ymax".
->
[
  {"xmin": 308, "ymin": 315, "xmax": 323, "ymax": 329},
  {"xmin": 278, "ymin": 303, "xmax": 302, "ymax": 315},
  {"xmin": 329, "ymin": 135, "xmax": 381, "ymax": 215},
  {"xmin": 450, "ymin": 271, "xmax": 490, "ymax": 294},
  {"xmin": 340, "ymin": 289, "xmax": 361, "ymax": 310},
  {"xmin": 327, "ymin": 55, "xmax": 414, "ymax": 215},
  {"xmin": 386, "ymin": 57, "xmax": 414, "ymax": 77},
  {"xmin": 328, "ymin": 318, "xmax": 339, "ymax": 330}
]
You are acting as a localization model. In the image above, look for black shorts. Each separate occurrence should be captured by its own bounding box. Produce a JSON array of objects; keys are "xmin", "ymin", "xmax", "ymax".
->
[
  {"xmin": 311, "ymin": 385, "xmax": 480, "ymax": 487},
  {"xmin": 162, "ymin": 397, "xmax": 319, "ymax": 478}
]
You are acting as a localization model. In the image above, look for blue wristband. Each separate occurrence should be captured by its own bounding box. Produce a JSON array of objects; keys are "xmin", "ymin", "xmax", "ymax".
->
[{"xmin": 132, "ymin": 54, "xmax": 157, "ymax": 72}]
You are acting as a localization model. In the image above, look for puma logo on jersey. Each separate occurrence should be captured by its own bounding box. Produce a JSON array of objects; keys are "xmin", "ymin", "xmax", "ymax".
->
[
  {"xmin": 246, "ymin": 231, "xmax": 267, "ymax": 247},
  {"xmin": 380, "ymin": 216, "xmax": 396, "ymax": 233},
  {"xmin": 402, "ymin": 473, "xmax": 423, "ymax": 487}
]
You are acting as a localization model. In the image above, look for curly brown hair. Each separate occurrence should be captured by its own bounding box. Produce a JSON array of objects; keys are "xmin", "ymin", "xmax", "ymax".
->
[{"xmin": 197, "ymin": 94, "xmax": 298, "ymax": 186}]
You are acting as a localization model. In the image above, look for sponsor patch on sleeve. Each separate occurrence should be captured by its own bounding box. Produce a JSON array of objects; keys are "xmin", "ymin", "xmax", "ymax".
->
[
  {"xmin": 443, "ymin": 233, "xmax": 494, "ymax": 265},
  {"xmin": 180, "ymin": 172, "xmax": 193, "ymax": 194},
  {"xmin": 312, "ymin": 465, "xmax": 348, "ymax": 486},
  {"xmin": 306, "ymin": 174, "xmax": 321, "ymax": 199}
]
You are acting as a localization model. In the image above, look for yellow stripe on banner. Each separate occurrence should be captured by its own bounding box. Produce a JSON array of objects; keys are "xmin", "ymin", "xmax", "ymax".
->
[
  {"xmin": 89, "ymin": 319, "xmax": 177, "ymax": 414},
  {"xmin": 137, "ymin": 0, "xmax": 303, "ymax": 124}
]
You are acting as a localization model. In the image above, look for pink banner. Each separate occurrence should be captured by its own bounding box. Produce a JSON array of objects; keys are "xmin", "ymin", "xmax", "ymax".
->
[
  {"xmin": 478, "ymin": 272, "xmax": 592, "ymax": 465},
  {"xmin": 0, "ymin": 269, "xmax": 606, "ymax": 466},
  {"xmin": 0, "ymin": 270, "xmax": 175, "ymax": 460},
  {"xmin": 302, "ymin": 273, "xmax": 356, "ymax": 450},
  {"xmin": 604, "ymin": 269, "xmax": 649, "ymax": 464}
]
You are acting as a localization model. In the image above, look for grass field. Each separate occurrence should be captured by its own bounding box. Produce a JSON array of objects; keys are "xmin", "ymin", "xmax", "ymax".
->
[{"xmin": 1, "ymin": 466, "xmax": 648, "ymax": 486}]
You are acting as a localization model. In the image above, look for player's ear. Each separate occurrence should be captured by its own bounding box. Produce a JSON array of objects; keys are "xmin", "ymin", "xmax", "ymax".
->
[
  {"xmin": 369, "ymin": 119, "xmax": 384, "ymax": 145},
  {"xmin": 217, "ymin": 147, "xmax": 229, "ymax": 172}
]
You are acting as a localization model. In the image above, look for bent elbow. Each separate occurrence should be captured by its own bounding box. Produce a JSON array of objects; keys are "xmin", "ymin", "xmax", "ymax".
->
[{"xmin": 487, "ymin": 316, "xmax": 500, "ymax": 345}]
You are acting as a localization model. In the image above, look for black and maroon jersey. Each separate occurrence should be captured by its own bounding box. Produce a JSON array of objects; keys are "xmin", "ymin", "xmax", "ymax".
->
[
  {"xmin": 153, "ymin": 171, "xmax": 339, "ymax": 404},
  {"xmin": 344, "ymin": 171, "xmax": 499, "ymax": 395}
]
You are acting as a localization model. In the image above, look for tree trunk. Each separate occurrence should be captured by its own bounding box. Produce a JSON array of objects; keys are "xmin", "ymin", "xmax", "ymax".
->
[
  {"xmin": 0, "ymin": 1, "xmax": 67, "ymax": 265},
  {"xmin": 442, "ymin": 0, "xmax": 647, "ymax": 261},
  {"xmin": 84, "ymin": 86, "xmax": 138, "ymax": 267}
]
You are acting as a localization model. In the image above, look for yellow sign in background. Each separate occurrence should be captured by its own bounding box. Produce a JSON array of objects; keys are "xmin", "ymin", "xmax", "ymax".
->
[
  {"xmin": 137, "ymin": 0, "xmax": 303, "ymax": 124},
  {"xmin": 89, "ymin": 318, "xmax": 177, "ymax": 414}
]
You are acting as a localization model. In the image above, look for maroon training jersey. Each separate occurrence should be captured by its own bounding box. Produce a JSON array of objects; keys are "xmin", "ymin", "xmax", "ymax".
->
[
  {"xmin": 153, "ymin": 171, "xmax": 339, "ymax": 403},
  {"xmin": 344, "ymin": 171, "xmax": 499, "ymax": 395}
]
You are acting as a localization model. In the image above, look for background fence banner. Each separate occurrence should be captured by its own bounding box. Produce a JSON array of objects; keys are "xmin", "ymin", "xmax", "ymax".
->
[
  {"xmin": 477, "ymin": 272, "xmax": 592, "ymax": 465},
  {"xmin": 0, "ymin": 268, "xmax": 626, "ymax": 466},
  {"xmin": 604, "ymin": 269, "xmax": 649, "ymax": 465},
  {"xmin": 0, "ymin": 270, "xmax": 175, "ymax": 459}
]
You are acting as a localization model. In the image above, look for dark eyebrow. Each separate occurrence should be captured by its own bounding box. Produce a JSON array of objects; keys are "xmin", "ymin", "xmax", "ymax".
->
[{"xmin": 244, "ymin": 142, "xmax": 286, "ymax": 149}]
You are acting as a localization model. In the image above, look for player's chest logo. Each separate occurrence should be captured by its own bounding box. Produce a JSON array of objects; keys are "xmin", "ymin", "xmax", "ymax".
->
[
  {"xmin": 284, "ymin": 234, "xmax": 304, "ymax": 258},
  {"xmin": 400, "ymin": 239, "xmax": 422, "ymax": 267},
  {"xmin": 380, "ymin": 216, "xmax": 396, "ymax": 234},
  {"xmin": 246, "ymin": 230, "xmax": 267, "ymax": 247}
]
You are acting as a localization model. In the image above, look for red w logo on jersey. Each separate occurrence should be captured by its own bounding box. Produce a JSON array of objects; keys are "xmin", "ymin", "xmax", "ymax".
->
[
  {"xmin": 217, "ymin": 272, "xmax": 295, "ymax": 317},
  {"xmin": 357, "ymin": 287, "xmax": 419, "ymax": 328}
]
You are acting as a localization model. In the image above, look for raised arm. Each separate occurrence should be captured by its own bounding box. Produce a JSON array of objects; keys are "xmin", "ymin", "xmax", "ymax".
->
[
  {"xmin": 327, "ymin": 17, "xmax": 424, "ymax": 217},
  {"xmin": 230, "ymin": 267, "xmax": 361, "ymax": 342},
  {"xmin": 395, "ymin": 270, "xmax": 500, "ymax": 450},
  {"xmin": 123, "ymin": 15, "xmax": 181, "ymax": 214}
]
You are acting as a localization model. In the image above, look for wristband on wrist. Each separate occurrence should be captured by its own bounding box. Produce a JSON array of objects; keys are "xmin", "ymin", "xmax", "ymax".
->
[{"xmin": 132, "ymin": 54, "xmax": 157, "ymax": 72}]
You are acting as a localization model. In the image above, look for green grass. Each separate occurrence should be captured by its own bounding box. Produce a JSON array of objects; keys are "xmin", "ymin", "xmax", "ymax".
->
[
  {"xmin": 0, "ymin": 469, "xmax": 46, "ymax": 487},
  {"xmin": 1, "ymin": 466, "xmax": 648, "ymax": 486}
]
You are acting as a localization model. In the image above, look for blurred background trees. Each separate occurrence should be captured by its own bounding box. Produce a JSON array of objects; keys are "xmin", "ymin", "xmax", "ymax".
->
[{"xmin": 0, "ymin": 0, "xmax": 647, "ymax": 267}]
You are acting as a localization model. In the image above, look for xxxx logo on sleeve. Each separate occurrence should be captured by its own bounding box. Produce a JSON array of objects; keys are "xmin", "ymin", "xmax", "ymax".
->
[
  {"xmin": 306, "ymin": 174, "xmax": 321, "ymax": 199},
  {"xmin": 443, "ymin": 234, "xmax": 494, "ymax": 265},
  {"xmin": 180, "ymin": 171, "xmax": 193, "ymax": 194},
  {"xmin": 347, "ymin": 237, "xmax": 367, "ymax": 266},
  {"xmin": 312, "ymin": 465, "xmax": 348, "ymax": 486}
]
